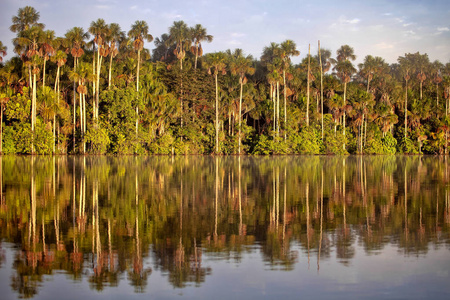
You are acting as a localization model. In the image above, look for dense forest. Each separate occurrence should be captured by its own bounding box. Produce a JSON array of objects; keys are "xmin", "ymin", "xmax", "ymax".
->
[{"xmin": 1, "ymin": 6, "xmax": 450, "ymax": 155}]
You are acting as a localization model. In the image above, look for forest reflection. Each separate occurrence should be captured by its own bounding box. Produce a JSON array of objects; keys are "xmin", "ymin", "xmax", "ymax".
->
[{"xmin": 0, "ymin": 155, "xmax": 449, "ymax": 298}]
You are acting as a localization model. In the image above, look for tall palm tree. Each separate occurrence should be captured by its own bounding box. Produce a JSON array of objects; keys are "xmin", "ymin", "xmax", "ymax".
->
[
  {"xmin": 65, "ymin": 27, "xmax": 89, "ymax": 150},
  {"xmin": 40, "ymin": 30, "xmax": 56, "ymax": 88},
  {"xmin": 204, "ymin": 52, "xmax": 227, "ymax": 153},
  {"xmin": 333, "ymin": 45, "xmax": 356, "ymax": 149},
  {"xmin": 89, "ymin": 18, "xmax": 109, "ymax": 122},
  {"xmin": 261, "ymin": 42, "xmax": 282, "ymax": 136},
  {"xmin": 190, "ymin": 24, "xmax": 213, "ymax": 69},
  {"xmin": 316, "ymin": 44, "xmax": 332, "ymax": 140},
  {"xmin": 168, "ymin": 21, "xmax": 191, "ymax": 70},
  {"xmin": 106, "ymin": 23, "xmax": 124, "ymax": 89},
  {"xmin": 431, "ymin": 60, "xmax": 444, "ymax": 108},
  {"xmin": 279, "ymin": 40, "xmax": 299, "ymax": 135},
  {"xmin": 14, "ymin": 26, "xmax": 43, "ymax": 151},
  {"xmin": 413, "ymin": 52, "xmax": 430, "ymax": 100},
  {"xmin": 10, "ymin": 6, "xmax": 44, "ymax": 33},
  {"xmin": 398, "ymin": 54, "xmax": 414, "ymax": 138},
  {"xmin": 128, "ymin": 20, "xmax": 153, "ymax": 138},
  {"xmin": 229, "ymin": 50, "xmax": 255, "ymax": 154}
]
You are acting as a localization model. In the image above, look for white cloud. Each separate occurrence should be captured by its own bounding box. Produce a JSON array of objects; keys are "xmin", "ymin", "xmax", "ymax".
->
[
  {"xmin": 130, "ymin": 5, "xmax": 137, "ymax": 10},
  {"xmin": 338, "ymin": 16, "xmax": 360, "ymax": 24},
  {"xmin": 231, "ymin": 32, "xmax": 246, "ymax": 38},
  {"xmin": 375, "ymin": 42, "xmax": 394, "ymax": 49},
  {"xmin": 437, "ymin": 27, "xmax": 449, "ymax": 32}
]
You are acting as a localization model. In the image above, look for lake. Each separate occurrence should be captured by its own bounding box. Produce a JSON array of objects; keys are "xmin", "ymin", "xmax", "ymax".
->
[{"xmin": 0, "ymin": 156, "xmax": 449, "ymax": 299}]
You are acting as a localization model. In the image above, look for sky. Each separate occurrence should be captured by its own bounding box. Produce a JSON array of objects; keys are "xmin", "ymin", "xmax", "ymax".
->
[{"xmin": 1, "ymin": 0, "xmax": 450, "ymax": 65}]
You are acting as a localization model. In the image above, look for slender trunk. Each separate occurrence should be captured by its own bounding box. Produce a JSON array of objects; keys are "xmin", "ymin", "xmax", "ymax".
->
[
  {"xmin": 215, "ymin": 73, "xmax": 219, "ymax": 154},
  {"xmin": 360, "ymin": 114, "xmax": 364, "ymax": 154},
  {"xmin": 136, "ymin": 49, "xmax": 141, "ymax": 138},
  {"xmin": 42, "ymin": 58, "xmax": 47, "ymax": 88},
  {"xmin": 108, "ymin": 53, "xmax": 113, "ymax": 89},
  {"xmin": 283, "ymin": 70, "xmax": 287, "ymax": 140},
  {"xmin": 272, "ymin": 83, "xmax": 276, "ymax": 134},
  {"xmin": 194, "ymin": 42, "xmax": 199, "ymax": 69},
  {"xmin": 343, "ymin": 81, "xmax": 347, "ymax": 150},
  {"xmin": 277, "ymin": 81, "xmax": 280, "ymax": 137},
  {"xmin": 239, "ymin": 78, "xmax": 243, "ymax": 154},
  {"xmin": 367, "ymin": 77, "xmax": 370, "ymax": 93},
  {"xmin": 436, "ymin": 83, "xmax": 439, "ymax": 108},
  {"xmin": 307, "ymin": 44, "xmax": 311, "ymax": 127},
  {"xmin": 405, "ymin": 79, "xmax": 408, "ymax": 138},
  {"xmin": 73, "ymin": 59, "xmax": 77, "ymax": 152},
  {"xmin": 95, "ymin": 50, "xmax": 102, "ymax": 122},
  {"xmin": 79, "ymin": 91, "xmax": 84, "ymax": 154},
  {"xmin": 32, "ymin": 71, "xmax": 37, "ymax": 154},
  {"xmin": 319, "ymin": 41, "xmax": 324, "ymax": 140}
]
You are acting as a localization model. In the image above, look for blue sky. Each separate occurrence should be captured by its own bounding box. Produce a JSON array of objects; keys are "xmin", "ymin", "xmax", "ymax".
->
[{"xmin": 1, "ymin": 0, "xmax": 449, "ymax": 65}]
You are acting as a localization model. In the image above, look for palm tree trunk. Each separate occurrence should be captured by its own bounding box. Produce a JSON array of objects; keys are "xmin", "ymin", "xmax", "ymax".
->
[
  {"xmin": 136, "ymin": 49, "xmax": 141, "ymax": 138},
  {"xmin": 277, "ymin": 81, "xmax": 280, "ymax": 137},
  {"xmin": 108, "ymin": 54, "xmax": 113, "ymax": 89},
  {"xmin": 215, "ymin": 73, "xmax": 219, "ymax": 154},
  {"xmin": 73, "ymin": 59, "xmax": 77, "ymax": 152},
  {"xmin": 272, "ymin": 83, "xmax": 276, "ymax": 134},
  {"xmin": 42, "ymin": 58, "xmax": 47, "ymax": 88},
  {"xmin": 194, "ymin": 42, "xmax": 199, "ymax": 69},
  {"xmin": 343, "ymin": 81, "xmax": 347, "ymax": 150},
  {"xmin": 405, "ymin": 79, "xmax": 408, "ymax": 138},
  {"xmin": 283, "ymin": 70, "xmax": 287, "ymax": 140},
  {"xmin": 239, "ymin": 78, "xmax": 243, "ymax": 154},
  {"xmin": 32, "ymin": 71, "xmax": 37, "ymax": 154},
  {"xmin": 306, "ymin": 44, "xmax": 310, "ymax": 127},
  {"xmin": 79, "ymin": 92, "xmax": 84, "ymax": 154},
  {"xmin": 319, "ymin": 41, "xmax": 324, "ymax": 140}
]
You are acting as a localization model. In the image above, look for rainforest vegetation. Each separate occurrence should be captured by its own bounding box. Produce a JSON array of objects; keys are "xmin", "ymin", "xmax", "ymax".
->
[{"xmin": 1, "ymin": 6, "xmax": 450, "ymax": 155}]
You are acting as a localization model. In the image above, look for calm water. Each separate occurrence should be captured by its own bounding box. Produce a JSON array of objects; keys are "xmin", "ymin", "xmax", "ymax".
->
[{"xmin": 0, "ymin": 156, "xmax": 449, "ymax": 299}]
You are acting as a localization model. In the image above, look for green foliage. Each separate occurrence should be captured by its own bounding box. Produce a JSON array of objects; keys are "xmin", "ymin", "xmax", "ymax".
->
[
  {"xmin": 291, "ymin": 126, "xmax": 322, "ymax": 154},
  {"xmin": 85, "ymin": 125, "xmax": 110, "ymax": 154}
]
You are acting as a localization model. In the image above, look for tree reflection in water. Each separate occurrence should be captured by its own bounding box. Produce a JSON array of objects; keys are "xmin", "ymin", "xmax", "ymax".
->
[{"xmin": 0, "ymin": 155, "xmax": 449, "ymax": 298}]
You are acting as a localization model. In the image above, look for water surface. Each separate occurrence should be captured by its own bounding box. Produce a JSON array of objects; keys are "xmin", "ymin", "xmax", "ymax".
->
[{"xmin": 0, "ymin": 156, "xmax": 449, "ymax": 299}]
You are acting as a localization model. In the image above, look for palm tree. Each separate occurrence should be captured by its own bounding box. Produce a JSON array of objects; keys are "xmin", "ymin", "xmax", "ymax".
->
[
  {"xmin": 40, "ymin": 30, "xmax": 56, "ymax": 88},
  {"xmin": 261, "ymin": 42, "xmax": 282, "ymax": 136},
  {"xmin": 65, "ymin": 27, "xmax": 89, "ymax": 150},
  {"xmin": 204, "ymin": 52, "xmax": 227, "ymax": 153},
  {"xmin": 168, "ymin": 21, "xmax": 191, "ymax": 70},
  {"xmin": 128, "ymin": 20, "xmax": 153, "ymax": 138},
  {"xmin": 333, "ymin": 45, "xmax": 356, "ymax": 149},
  {"xmin": 89, "ymin": 18, "xmax": 109, "ymax": 122},
  {"xmin": 398, "ymin": 54, "xmax": 414, "ymax": 138},
  {"xmin": 279, "ymin": 40, "xmax": 299, "ymax": 135},
  {"xmin": 413, "ymin": 52, "xmax": 430, "ymax": 100},
  {"xmin": 0, "ymin": 41, "xmax": 6, "ymax": 63},
  {"xmin": 14, "ymin": 26, "xmax": 43, "ymax": 152},
  {"xmin": 229, "ymin": 50, "xmax": 255, "ymax": 154},
  {"xmin": 316, "ymin": 43, "xmax": 332, "ymax": 140},
  {"xmin": 106, "ymin": 23, "xmax": 124, "ymax": 89},
  {"xmin": 190, "ymin": 24, "xmax": 213, "ymax": 69},
  {"xmin": 431, "ymin": 60, "xmax": 444, "ymax": 108},
  {"xmin": 69, "ymin": 62, "xmax": 94, "ymax": 154},
  {"xmin": 10, "ymin": 6, "xmax": 44, "ymax": 33}
]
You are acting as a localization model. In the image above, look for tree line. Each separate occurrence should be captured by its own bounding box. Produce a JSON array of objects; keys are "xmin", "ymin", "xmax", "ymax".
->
[{"xmin": 1, "ymin": 6, "xmax": 450, "ymax": 155}]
